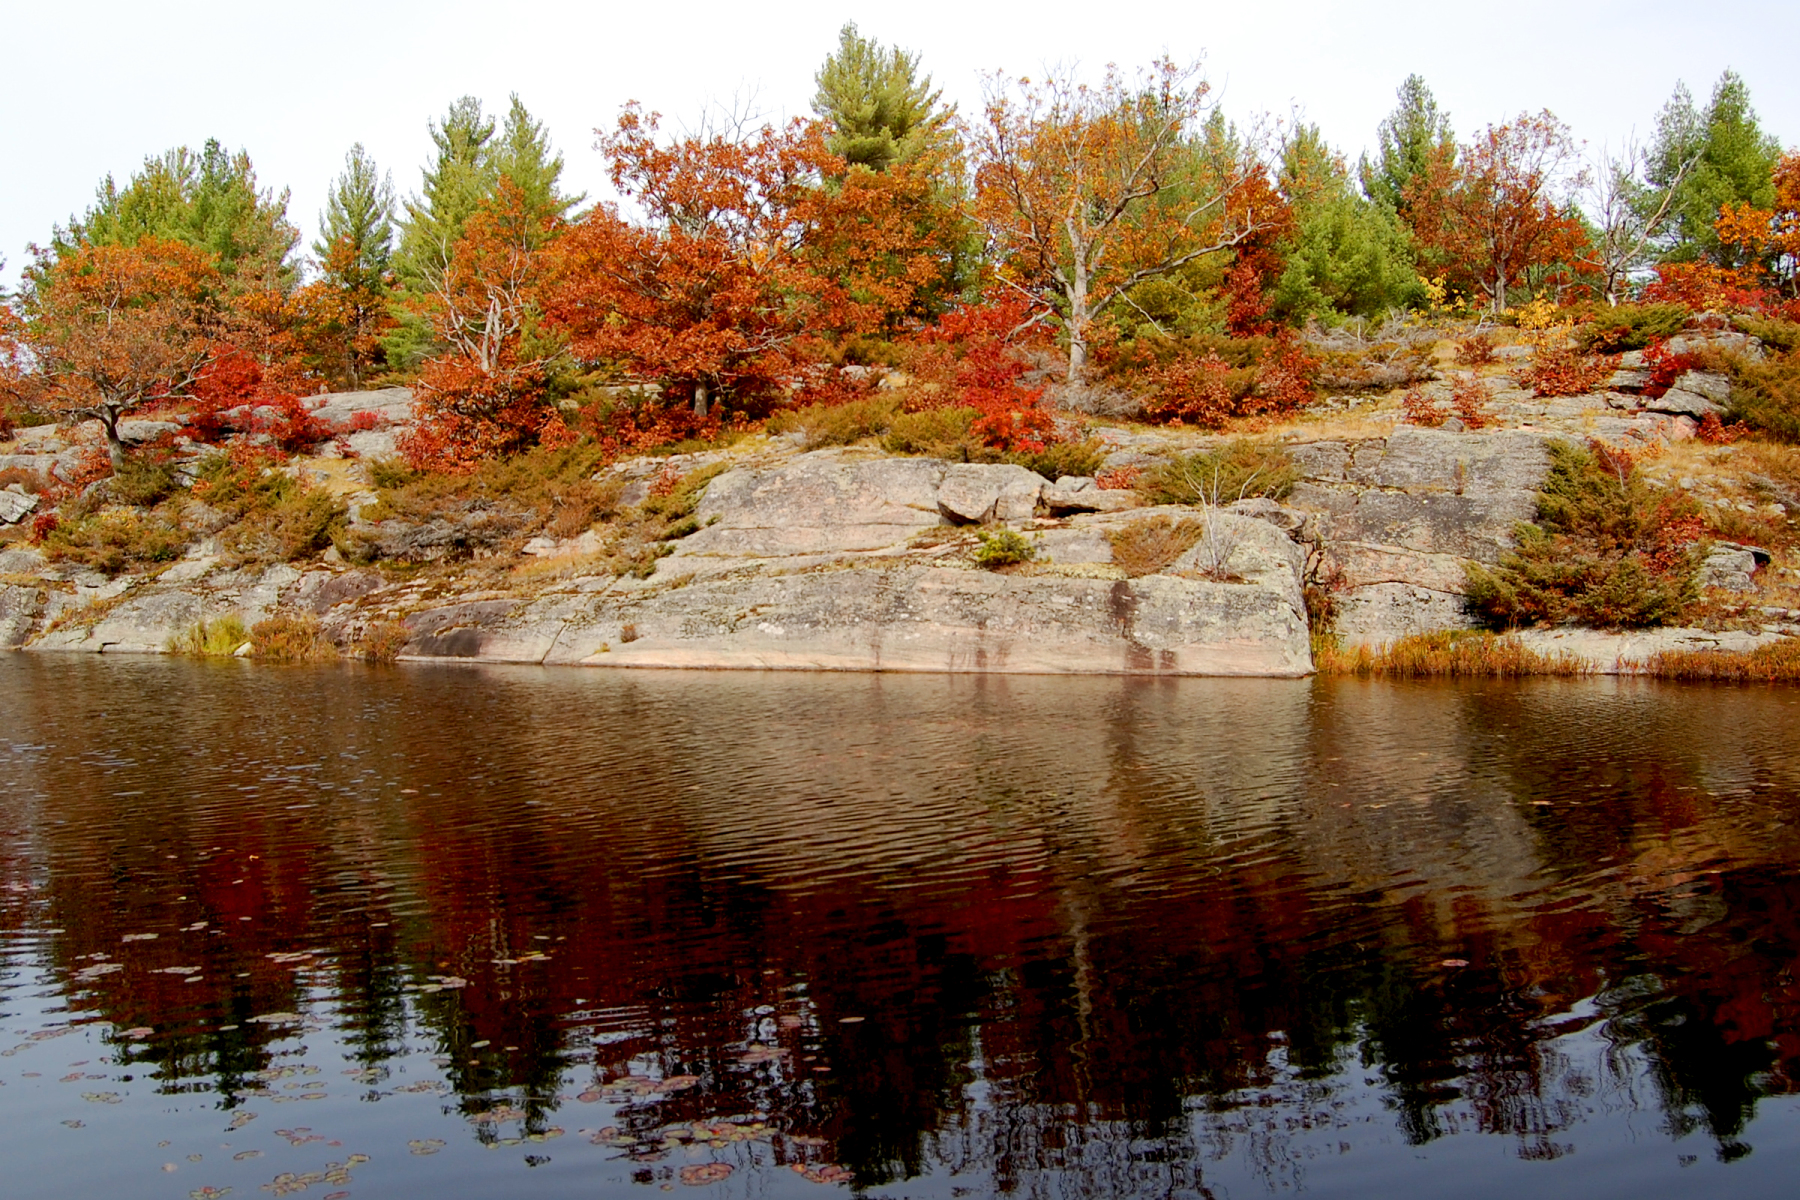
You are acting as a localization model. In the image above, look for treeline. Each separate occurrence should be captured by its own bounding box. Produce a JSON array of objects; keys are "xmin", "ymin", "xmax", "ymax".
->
[{"xmin": 1, "ymin": 24, "xmax": 1795, "ymax": 468}]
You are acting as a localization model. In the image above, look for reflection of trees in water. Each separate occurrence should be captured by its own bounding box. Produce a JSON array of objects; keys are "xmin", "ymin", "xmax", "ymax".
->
[{"xmin": 6, "ymin": 661, "xmax": 1800, "ymax": 1185}]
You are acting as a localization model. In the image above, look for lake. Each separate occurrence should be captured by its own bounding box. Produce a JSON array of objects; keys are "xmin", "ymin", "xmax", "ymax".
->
[{"xmin": 2, "ymin": 656, "xmax": 1798, "ymax": 1198}]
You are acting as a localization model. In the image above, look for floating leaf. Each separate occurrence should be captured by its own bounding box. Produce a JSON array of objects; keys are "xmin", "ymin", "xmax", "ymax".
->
[
  {"xmin": 408, "ymin": 1138, "xmax": 445, "ymax": 1156},
  {"xmin": 679, "ymin": 1162, "xmax": 734, "ymax": 1185}
]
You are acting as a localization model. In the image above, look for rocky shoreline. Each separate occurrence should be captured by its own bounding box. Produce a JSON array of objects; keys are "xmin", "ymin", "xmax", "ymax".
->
[{"xmin": 4, "ymin": 361, "xmax": 1794, "ymax": 676}]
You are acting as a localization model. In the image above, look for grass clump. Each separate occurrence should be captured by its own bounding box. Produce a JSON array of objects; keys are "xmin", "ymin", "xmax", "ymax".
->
[
  {"xmin": 766, "ymin": 394, "xmax": 901, "ymax": 448},
  {"xmin": 1465, "ymin": 440, "xmax": 1702, "ymax": 629},
  {"xmin": 250, "ymin": 614, "xmax": 338, "ymax": 663},
  {"xmin": 1106, "ymin": 516, "xmax": 1204, "ymax": 577},
  {"xmin": 971, "ymin": 529, "xmax": 1037, "ymax": 568},
  {"xmin": 1732, "ymin": 314, "xmax": 1800, "ymax": 355},
  {"xmin": 1138, "ymin": 440, "xmax": 1299, "ymax": 507},
  {"xmin": 882, "ymin": 406, "xmax": 992, "ymax": 461},
  {"xmin": 169, "ymin": 614, "xmax": 249, "ymax": 657},
  {"xmin": 352, "ymin": 620, "xmax": 411, "ymax": 663},
  {"xmin": 1642, "ymin": 638, "xmax": 1800, "ymax": 682},
  {"xmin": 1315, "ymin": 631, "xmax": 1591, "ymax": 677}
]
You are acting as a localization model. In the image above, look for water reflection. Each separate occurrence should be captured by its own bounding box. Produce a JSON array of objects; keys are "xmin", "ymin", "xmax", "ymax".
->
[{"xmin": 2, "ymin": 658, "xmax": 1799, "ymax": 1198}]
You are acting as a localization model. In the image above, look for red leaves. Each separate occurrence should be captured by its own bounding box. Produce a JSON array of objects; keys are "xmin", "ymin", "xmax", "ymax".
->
[
  {"xmin": 1520, "ymin": 345, "xmax": 1617, "ymax": 397},
  {"xmin": 900, "ymin": 294, "xmax": 1054, "ymax": 452}
]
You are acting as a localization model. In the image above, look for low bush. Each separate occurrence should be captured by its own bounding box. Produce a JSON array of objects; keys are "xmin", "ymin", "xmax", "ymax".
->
[
  {"xmin": 882, "ymin": 406, "xmax": 994, "ymax": 461},
  {"xmin": 1312, "ymin": 344, "xmax": 1437, "ymax": 392},
  {"xmin": 1453, "ymin": 330, "xmax": 1498, "ymax": 365},
  {"xmin": 1518, "ymin": 344, "xmax": 1618, "ymax": 397},
  {"xmin": 1401, "ymin": 387, "xmax": 1446, "ymax": 427},
  {"xmin": 169, "ymin": 614, "xmax": 250, "ymax": 657},
  {"xmin": 1106, "ymin": 516, "xmax": 1204, "ymax": 577},
  {"xmin": 765, "ymin": 394, "xmax": 901, "ymax": 449},
  {"xmin": 1464, "ymin": 439, "xmax": 1703, "ymax": 629},
  {"xmin": 104, "ymin": 456, "xmax": 178, "ymax": 508},
  {"xmin": 1643, "ymin": 638, "xmax": 1800, "ymax": 682},
  {"xmin": 1315, "ymin": 630, "xmax": 1591, "ymax": 677},
  {"xmin": 1574, "ymin": 302, "xmax": 1691, "ymax": 353},
  {"xmin": 42, "ymin": 507, "xmax": 185, "ymax": 574},
  {"xmin": 223, "ymin": 486, "xmax": 346, "ymax": 565},
  {"xmin": 353, "ymin": 620, "xmax": 412, "ymax": 663},
  {"xmin": 972, "ymin": 529, "xmax": 1036, "ymax": 568},
  {"xmin": 250, "ymin": 614, "xmax": 338, "ymax": 663},
  {"xmin": 1009, "ymin": 439, "xmax": 1106, "ymax": 481},
  {"xmin": 1137, "ymin": 440, "xmax": 1299, "ymax": 507},
  {"xmin": 1450, "ymin": 377, "xmax": 1493, "ymax": 429},
  {"xmin": 1723, "ymin": 351, "xmax": 1800, "ymax": 443}
]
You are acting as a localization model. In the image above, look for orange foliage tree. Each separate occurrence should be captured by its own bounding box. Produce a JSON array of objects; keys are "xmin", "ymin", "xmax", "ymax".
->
[
  {"xmin": 546, "ymin": 109, "xmax": 843, "ymax": 418},
  {"xmin": 1715, "ymin": 150, "xmax": 1800, "ymax": 299},
  {"xmin": 16, "ymin": 238, "xmax": 219, "ymax": 467},
  {"xmin": 1405, "ymin": 112, "xmax": 1589, "ymax": 314},
  {"xmin": 294, "ymin": 232, "xmax": 396, "ymax": 389},
  {"xmin": 973, "ymin": 57, "xmax": 1274, "ymax": 381},
  {"xmin": 403, "ymin": 180, "xmax": 562, "ymax": 467},
  {"xmin": 900, "ymin": 293, "xmax": 1056, "ymax": 450}
]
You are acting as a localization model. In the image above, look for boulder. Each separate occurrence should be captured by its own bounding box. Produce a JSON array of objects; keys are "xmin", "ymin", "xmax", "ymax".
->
[
  {"xmin": 1041, "ymin": 486, "xmax": 1142, "ymax": 514},
  {"xmin": 0, "ymin": 584, "xmax": 47, "ymax": 648},
  {"xmin": 0, "ymin": 489, "xmax": 39, "ymax": 524},
  {"xmin": 1700, "ymin": 544, "xmax": 1762, "ymax": 592},
  {"xmin": 936, "ymin": 463, "xmax": 1043, "ymax": 523},
  {"xmin": 1333, "ymin": 584, "xmax": 1478, "ymax": 646},
  {"xmin": 681, "ymin": 454, "xmax": 949, "ymax": 557},
  {"xmin": 1646, "ymin": 388, "xmax": 1723, "ymax": 418},
  {"xmin": 1670, "ymin": 371, "xmax": 1731, "ymax": 404}
]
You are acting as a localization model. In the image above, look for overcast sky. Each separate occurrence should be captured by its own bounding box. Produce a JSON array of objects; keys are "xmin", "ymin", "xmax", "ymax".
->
[{"xmin": 4, "ymin": 0, "xmax": 1795, "ymax": 290}]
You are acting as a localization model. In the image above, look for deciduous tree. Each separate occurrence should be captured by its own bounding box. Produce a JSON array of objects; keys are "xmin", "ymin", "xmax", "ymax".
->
[
  {"xmin": 406, "ymin": 181, "xmax": 562, "ymax": 465},
  {"xmin": 545, "ymin": 109, "xmax": 846, "ymax": 416},
  {"xmin": 17, "ymin": 239, "xmax": 219, "ymax": 467},
  {"xmin": 1405, "ymin": 112, "xmax": 1589, "ymax": 314},
  {"xmin": 974, "ymin": 58, "xmax": 1273, "ymax": 380}
]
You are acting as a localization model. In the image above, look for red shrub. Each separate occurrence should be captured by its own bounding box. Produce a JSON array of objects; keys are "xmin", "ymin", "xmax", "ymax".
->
[
  {"xmin": 1450, "ymin": 377, "xmax": 1493, "ymax": 429},
  {"xmin": 1520, "ymin": 345, "xmax": 1617, "ymax": 397},
  {"xmin": 1402, "ymin": 387, "xmax": 1446, "ymax": 426}
]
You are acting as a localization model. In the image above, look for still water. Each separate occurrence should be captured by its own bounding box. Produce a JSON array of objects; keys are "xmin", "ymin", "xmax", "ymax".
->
[{"xmin": 2, "ymin": 657, "xmax": 1798, "ymax": 1199}]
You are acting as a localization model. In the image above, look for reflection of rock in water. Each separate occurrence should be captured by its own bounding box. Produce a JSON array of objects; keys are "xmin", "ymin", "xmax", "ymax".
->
[{"xmin": 3, "ymin": 657, "xmax": 1800, "ymax": 1193}]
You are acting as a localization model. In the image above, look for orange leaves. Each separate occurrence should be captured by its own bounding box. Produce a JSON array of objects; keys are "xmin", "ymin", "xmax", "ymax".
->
[
  {"xmin": 1404, "ymin": 112, "xmax": 1589, "ymax": 314},
  {"xmin": 404, "ymin": 181, "xmax": 561, "ymax": 468},
  {"xmin": 973, "ymin": 58, "xmax": 1269, "ymax": 376},
  {"xmin": 898, "ymin": 294, "xmax": 1054, "ymax": 452},
  {"xmin": 545, "ymin": 113, "xmax": 838, "ymax": 416},
  {"xmin": 19, "ymin": 238, "xmax": 222, "ymax": 460},
  {"xmin": 1713, "ymin": 151, "xmax": 1800, "ymax": 299}
]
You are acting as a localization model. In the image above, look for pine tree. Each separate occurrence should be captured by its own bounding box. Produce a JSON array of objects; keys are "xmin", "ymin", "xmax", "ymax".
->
[
  {"xmin": 315, "ymin": 144, "xmax": 394, "ymax": 291},
  {"xmin": 811, "ymin": 22, "xmax": 953, "ymax": 172},
  {"xmin": 49, "ymin": 140, "xmax": 298, "ymax": 292},
  {"xmin": 491, "ymin": 94, "xmax": 584, "ymax": 232},
  {"xmin": 1359, "ymin": 75, "xmax": 1454, "ymax": 214},
  {"xmin": 1646, "ymin": 70, "xmax": 1781, "ymax": 266},
  {"xmin": 1276, "ymin": 124, "xmax": 1424, "ymax": 321},
  {"xmin": 395, "ymin": 96, "xmax": 500, "ymax": 291}
]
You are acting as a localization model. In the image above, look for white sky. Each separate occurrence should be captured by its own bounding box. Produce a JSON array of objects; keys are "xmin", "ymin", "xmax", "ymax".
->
[{"xmin": 3, "ymin": 0, "xmax": 1796, "ymax": 291}]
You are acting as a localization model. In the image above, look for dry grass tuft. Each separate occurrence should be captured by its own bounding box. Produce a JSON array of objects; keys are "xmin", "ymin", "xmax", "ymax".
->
[
  {"xmin": 1641, "ymin": 638, "xmax": 1800, "ymax": 682},
  {"xmin": 1106, "ymin": 516, "xmax": 1205, "ymax": 577},
  {"xmin": 169, "ymin": 614, "xmax": 249, "ymax": 657},
  {"xmin": 1315, "ymin": 631, "xmax": 1591, "ymax": 678},
  {"xmin": 250, "ymin": 614, "xmax": 338, "ymax": 664}
]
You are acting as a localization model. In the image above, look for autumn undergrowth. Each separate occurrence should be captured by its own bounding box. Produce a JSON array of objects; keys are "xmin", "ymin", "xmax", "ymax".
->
[
  {"xmin": 1107, "ymin": 516, "xmax": 1205, "ymax": 577},
  {"xmin": 169, "ymin": 614, "xmax": 249, "ymax": 657},
  {"xmin": 1641, "ymin": 638, "xmax": 1800, "ymax": 682},
  {"xmin": 1465, "ymin": 439, "xmax": 1703, "ymax": 628},
  {"xmin": 1315, "ymin": 631, "xmax": 1591, "ymax": 677},
  {"xmin": 250, "ymin": 614, "xmax": 338, "ymax": 663}
]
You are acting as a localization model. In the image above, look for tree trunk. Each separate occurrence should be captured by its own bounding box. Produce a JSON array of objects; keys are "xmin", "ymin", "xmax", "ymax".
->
[
  {"xmin": 692, "ymin": 378, "xmax": 710, "ymax": 418},
  {"xmin": 1066, "ymin": 256, "xmax": 1091, "ymax": 383},
  {"xmin": 98, "ymin": 407, "xmax": 128, "ymax": 471}
]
